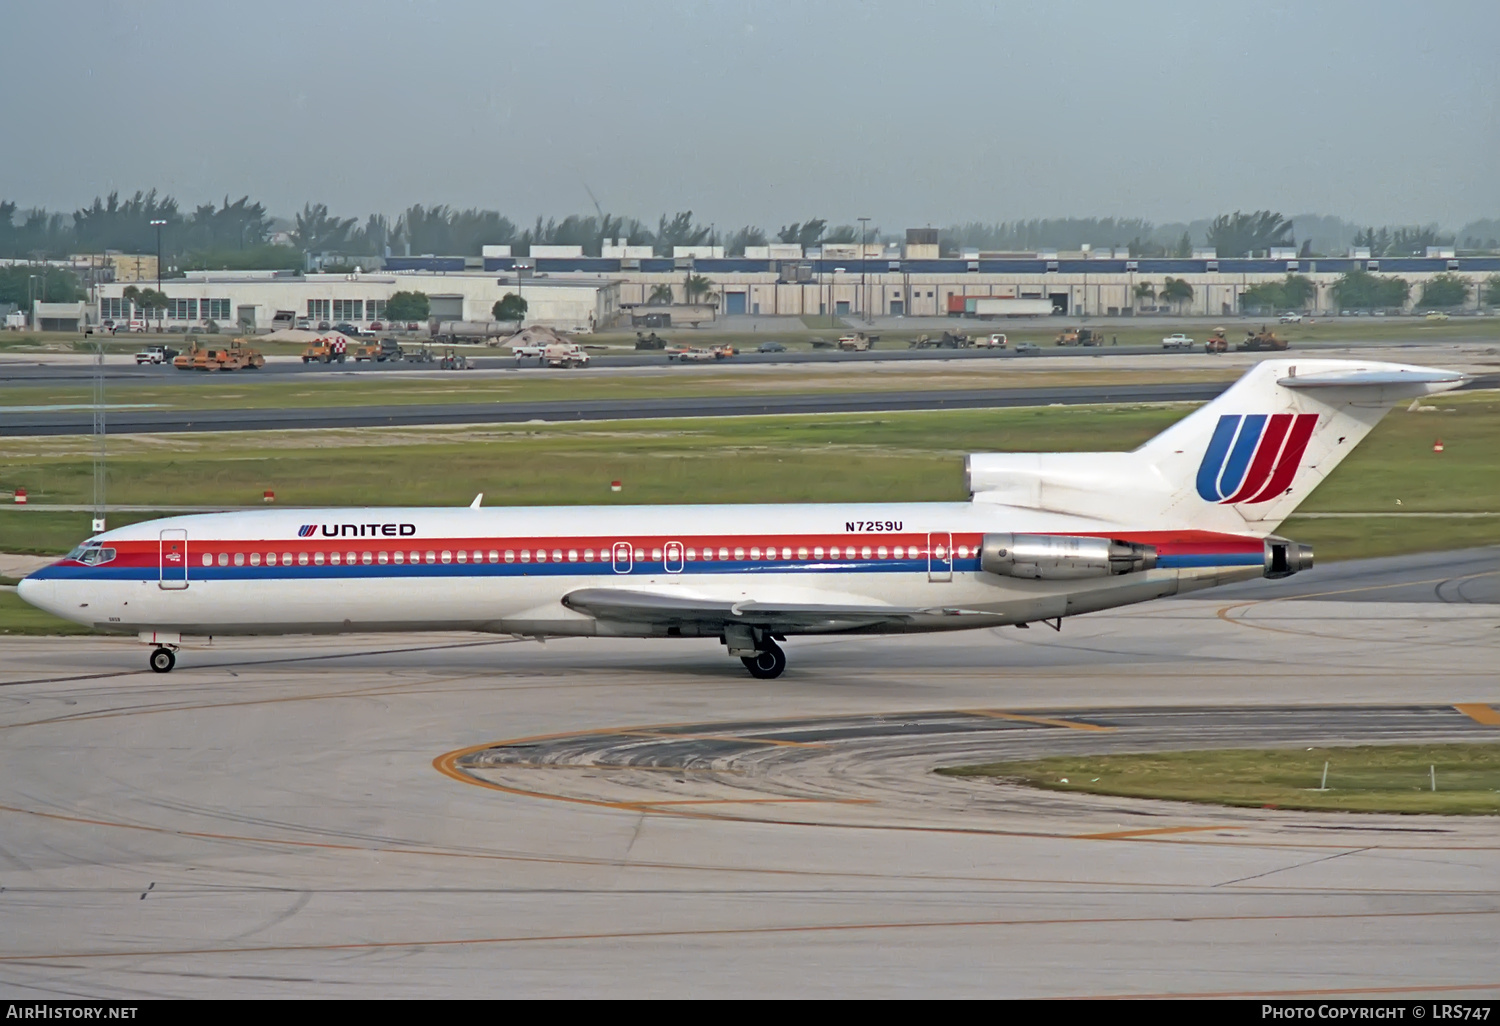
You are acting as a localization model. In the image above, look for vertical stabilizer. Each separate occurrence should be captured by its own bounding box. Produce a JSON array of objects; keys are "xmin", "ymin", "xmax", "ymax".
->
[{"xmin": 969, "ymin": 359, "xmax": 1467, "ymax": 534}]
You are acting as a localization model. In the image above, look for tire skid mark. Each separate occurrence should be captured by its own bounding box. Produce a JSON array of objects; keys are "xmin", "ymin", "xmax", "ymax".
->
[{"xmin": 3, "ymin": 906, "xmax": 1496, "ymax": 964}]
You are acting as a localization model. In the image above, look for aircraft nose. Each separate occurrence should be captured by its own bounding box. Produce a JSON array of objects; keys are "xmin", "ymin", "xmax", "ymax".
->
[{"xmin": 16, "ymin": 576, "xmax": 54, "ymax": 612}]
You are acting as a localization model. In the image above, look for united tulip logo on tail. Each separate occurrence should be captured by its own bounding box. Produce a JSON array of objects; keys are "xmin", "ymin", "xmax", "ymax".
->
[{"xmin": 1196, "ymin": 413, "xmax": 1319, "ymax": 504}]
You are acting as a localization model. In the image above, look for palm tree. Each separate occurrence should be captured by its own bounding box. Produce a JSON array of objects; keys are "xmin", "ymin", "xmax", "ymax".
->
[
  {"xmin": 1132, "ymin": 282, "xmax": 1156, "ymax": 312},
  {"xmin": 684, "ymin": 275, "xmax": 716, "ymax": 306},
  {"xmin": 647, "ymin": 283, "xmax": 674, "ymax": 305},
  {"xmin": 1159, "ymin": 277, "xmax": 1194, "ymax": 314}
]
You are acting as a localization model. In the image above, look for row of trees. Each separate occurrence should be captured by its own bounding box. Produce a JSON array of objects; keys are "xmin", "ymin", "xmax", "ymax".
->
[
  {"xmin": 1239, "ymin": 271, "xmax": 1498, "ymax": 311},
  {"xmin": 4, "ymin": 192, "xmax": 1499, "ymax": 269}
]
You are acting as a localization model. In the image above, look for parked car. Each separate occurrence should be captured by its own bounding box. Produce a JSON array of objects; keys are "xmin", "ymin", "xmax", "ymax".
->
[
  {"xmin": 1278, "ymin": 312, "xmax": 1304, "ymax": 323},
  {"xmin": 1161, "ymin": 333, "xmax": 1195, "ymax": 350},
  {"xmin": 1425, "ymin": 311, "xmax": 1450, "ymax": 321},
  {"xmin": 368, "ymin": 321, "xmax": 384, "ymax": 331},
  {"xmin": 122, "ymin": 321, "xmax": 146, "ymax": 333},
  {"xmin": 134, "ymin": 344, "xmax": 179, "ymax": 364},
  {"xmin": 757, "ymin": 341, "xmax": 787, "ymax": 353},
  {"xmin": 316, "ymin": 320, "xmax": 331, "ymax": 331},
  {"xmin": 295, "ymin": 317, "xmax": 313, "ymax": 330},
  {"xmin": 1014, "ymin": 342, "xmax": 1039, "ymax": 355},
  {"xmin": 669, "ymin": 347, "xmax": 716, "ymax": 362},
  {"xmin": 979, "ymin": 333, "xmax": 1007, "ymax": 348}
]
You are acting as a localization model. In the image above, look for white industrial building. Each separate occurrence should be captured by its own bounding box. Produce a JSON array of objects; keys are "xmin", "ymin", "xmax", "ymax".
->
[
  {"xmin": 82, "ymin": 253, "xmax": 1500, "ymax": 331},
  {"xmin": 93, "ymin": 272, "xmax": 622, "ymax": 333}
]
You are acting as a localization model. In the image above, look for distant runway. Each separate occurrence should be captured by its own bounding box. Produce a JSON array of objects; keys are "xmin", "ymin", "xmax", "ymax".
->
[
  {"xmin": 0, "ymin": 380, "xmax": 1233, "ymax": 434},
  {"xmin": 1, "ymin": 548, "xmax": 1496, "ymax": 997},
  {"xmin": 5, "ymin": 374, "xmax": 1497, "ymax": 436}
]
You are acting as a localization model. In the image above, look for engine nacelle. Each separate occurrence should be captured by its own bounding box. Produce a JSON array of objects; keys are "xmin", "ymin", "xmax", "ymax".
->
[
  {"xmin": 980, "ymin": 533, "xmax": 1157, "ymax": 580},
  {"xmin": 1263, "ymin": 537, "xmax": 1314, "ymax": 579}
]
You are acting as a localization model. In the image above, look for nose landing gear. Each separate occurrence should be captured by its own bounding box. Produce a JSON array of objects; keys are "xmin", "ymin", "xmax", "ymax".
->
[
  {"xmin": 741, "ymin": 639, "xmax": 786, "ymax": 680},
  {"xmin": 149, "ymin": 647, "xmax": 176, "ymax": 673}
]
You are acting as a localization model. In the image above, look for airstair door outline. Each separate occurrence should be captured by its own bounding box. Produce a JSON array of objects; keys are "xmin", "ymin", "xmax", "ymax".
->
[
  {"xmin": 664, "ymin": 541, "xmax": 684, "ymax": 574},
  {"xmin": 927, "ymin": 531, "xmax": 952, "ymax": 582},
  {"xmin": 159, "ymin": 529, "xmax": 189, "ymax": 589},
  {"xmin": 612, "ymin": 542, "xmax": 633, "ymax": 574}
]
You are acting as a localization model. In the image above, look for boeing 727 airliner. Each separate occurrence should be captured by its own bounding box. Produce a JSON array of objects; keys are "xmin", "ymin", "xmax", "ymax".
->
[{"xmin": 19, "ymin": 358, "xmax": 1467, "ymax": 677}]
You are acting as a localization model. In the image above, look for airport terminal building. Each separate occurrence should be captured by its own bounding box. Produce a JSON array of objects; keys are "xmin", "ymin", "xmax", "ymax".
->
[{"xmin": 88, "ymin": 249, "xmax": 1500, "ymax": 332}]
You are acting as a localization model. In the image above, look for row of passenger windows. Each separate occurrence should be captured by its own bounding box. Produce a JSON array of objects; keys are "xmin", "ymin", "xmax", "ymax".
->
[{"xmin": 199, "ymin": 544, "xmax": 972, "ymax": 567}]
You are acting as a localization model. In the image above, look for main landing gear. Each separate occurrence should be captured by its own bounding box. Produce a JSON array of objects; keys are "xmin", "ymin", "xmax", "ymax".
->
[
  {"xmin": 741, "ymin": 639, "xmax": 787, "ymax": 680},
  {"xmin": 149, "ymin": 647, "xmax": 177, "ymax": 673}
]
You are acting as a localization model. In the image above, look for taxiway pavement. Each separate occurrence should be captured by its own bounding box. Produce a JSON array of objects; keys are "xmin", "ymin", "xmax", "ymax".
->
[{"xmin": 0, "ymin": 549, "xmax": 1496, "ymax": 997}]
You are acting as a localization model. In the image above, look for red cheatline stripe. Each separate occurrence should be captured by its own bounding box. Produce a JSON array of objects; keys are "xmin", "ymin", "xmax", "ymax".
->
[
  {"xmin": 1245, "ymin": 413, "xmax": 1318, "ymax": 504},
  {"xmin": 1223, "ymin": 413, "xmax": 1292, "ymax": 504}
]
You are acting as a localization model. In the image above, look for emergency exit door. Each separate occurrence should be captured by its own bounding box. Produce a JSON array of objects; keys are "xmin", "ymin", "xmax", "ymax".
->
[{"xmin": 927, "ymin": 532, "xmax": 952, "ymax": 582}]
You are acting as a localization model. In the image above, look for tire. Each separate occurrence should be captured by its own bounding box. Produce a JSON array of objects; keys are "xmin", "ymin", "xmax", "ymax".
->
[
  {"xmin": 149, "ymin": 648, "xmax": 176, "ymax": 673},
  {"xmin": 741, "ymin": 641, "xmax": 786, "ymax": 680}
]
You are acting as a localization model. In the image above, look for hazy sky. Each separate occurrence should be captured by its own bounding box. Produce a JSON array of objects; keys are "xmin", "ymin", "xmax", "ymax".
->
[{"xmin": 9, "ymin": 1, "xmax": 1497, "ymax": 229}]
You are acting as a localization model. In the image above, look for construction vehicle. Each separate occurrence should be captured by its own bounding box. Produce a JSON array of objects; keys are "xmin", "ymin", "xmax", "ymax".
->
[
  {"xmin": 404, "ymin": 343, "xmax": 435, "ymax": 364},
  {"xmin": 354, "ymin": 338, "xmax": 404, "ymax": 362},
  {"xmin": 909, "ymin": 330, "xmax": 973, "ymax": 349},
  {"xmin": 302, "ymin": 338, "xmax": 338, "ymax": 363},
  {"xmin": 634, "ymin": 331, "xmax": 667, "ymax": 350},
  {"xmin": 710, "ymin": 344, "xmax": 737, "ymax": 359},
  {"xmin": 1205, "ymin": 328, "xmax": 1229, "ymax": 354},
  {"xmin": 439, "ymin": 348, "xmax": 471, "ymax": 370},
  {"xmin": 837, "ymin": 332, "xmax": 877, "ymax": 352},
  {"xmin": 1054, "ymin": 327, "xmax": 1104, "ymax": 346},
  {"xmin": 175, "ymin": 338, "xmax": 264, "ymax": 371},
  {"xmin": 1237, "ymin": 326, "xmax": 1290, "ymax": 352}
]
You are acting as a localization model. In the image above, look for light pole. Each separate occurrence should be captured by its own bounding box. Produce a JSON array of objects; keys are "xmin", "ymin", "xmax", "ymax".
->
[
  {"xmin": 150, "ymin": 218, "xmax": 166, "ymax": 331},
  {"xmin": 858, "ymin": 217, "xmax": 870, "ymax": 324}
]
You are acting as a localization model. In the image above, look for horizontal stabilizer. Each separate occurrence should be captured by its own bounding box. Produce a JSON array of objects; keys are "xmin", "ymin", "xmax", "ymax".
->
[{"xmin": 1278, "ymin": 368, "xmax": 1468, "ymax": 389}]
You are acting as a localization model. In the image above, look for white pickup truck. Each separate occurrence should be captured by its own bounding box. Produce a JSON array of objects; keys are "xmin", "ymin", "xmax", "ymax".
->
[
  {"xmin": 1161, "ymin": 333, "xmax": 1195, "ymax": 350},
  {"xmin": 542, "ymin": 343, "xmax": 589, "ymax": 368}
]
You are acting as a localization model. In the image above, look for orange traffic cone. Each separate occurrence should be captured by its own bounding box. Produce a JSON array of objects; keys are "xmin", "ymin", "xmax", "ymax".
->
[{"xmin": 1433, "ymin": 439, "xmax": 1444, "ymax": 453}]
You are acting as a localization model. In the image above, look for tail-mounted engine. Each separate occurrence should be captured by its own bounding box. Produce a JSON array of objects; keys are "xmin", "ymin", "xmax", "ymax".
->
[
  {"xmin": 1263, "ymin": 537, "xmax": 1314, "ymax": 579},
  {"xmin": 980, "ymin": 533, "xmax": 1157, "ymax": 581}
]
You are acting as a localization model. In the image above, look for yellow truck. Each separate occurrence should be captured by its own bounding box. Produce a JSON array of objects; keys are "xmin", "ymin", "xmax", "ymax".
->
[{"xmin": 175, "ymin": 339, "xmax": 265, "ymax": 371}]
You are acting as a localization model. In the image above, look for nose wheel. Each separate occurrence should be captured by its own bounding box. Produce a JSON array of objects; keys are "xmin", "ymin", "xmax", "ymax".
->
[
  {"xmin": 741, "ymin": 640, "xmax": 786, "ymax": 680},
  {"xmin": 149, "ymin": 647, "xmax": 176, "ymax": 673}
]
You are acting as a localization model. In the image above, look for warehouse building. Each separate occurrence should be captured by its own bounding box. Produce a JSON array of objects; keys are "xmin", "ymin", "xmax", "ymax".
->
[
  {"xmin": 89, "ymin": 254, "xmax": 1500, "ymax": 331},
  {"xmin": 93, "ymin": 272, "xmax": 622, "ymax": 332}
]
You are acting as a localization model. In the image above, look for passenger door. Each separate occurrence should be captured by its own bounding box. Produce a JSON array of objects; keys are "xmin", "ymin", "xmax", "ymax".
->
[{"xmin": 159, "ymin": 529, "xmax": 189, "ymax": 590}]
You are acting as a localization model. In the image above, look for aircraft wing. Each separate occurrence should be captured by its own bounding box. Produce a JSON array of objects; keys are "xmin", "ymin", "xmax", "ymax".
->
[{"xmin": 560, "ymin": 587, "xmax": 931, "ymax": 631}]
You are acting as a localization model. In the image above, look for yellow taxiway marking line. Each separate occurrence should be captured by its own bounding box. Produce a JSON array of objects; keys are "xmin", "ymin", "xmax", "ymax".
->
[
  {"xmin": 1455, "ymin": 703, "xmax": 1500, "ymax": 726},
  {"xmin": 964, "ymin": 710, "xmax": 1115, "ymax": 732},
  {"xmin": 1075, "ymin": 825, "xmax": 1238, "ymax": 841},
  {"xmin": 619, "ymin": 730, "xmax": 828, "ymax": 749}
]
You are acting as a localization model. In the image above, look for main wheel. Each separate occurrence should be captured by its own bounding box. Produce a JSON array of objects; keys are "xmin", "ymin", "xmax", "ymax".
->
[
  {"xmin": 741, "ymin": 640, "xmax": 786, "ymax": 680},
  {"xmin": 149, "ymin": 647, "xmax": 176, "ymax": 673}
]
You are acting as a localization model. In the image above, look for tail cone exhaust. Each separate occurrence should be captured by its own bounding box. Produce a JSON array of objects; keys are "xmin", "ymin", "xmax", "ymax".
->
[{"xmin": 1264, "ymin": 537, "xmax": 1313, "ymax": 579}]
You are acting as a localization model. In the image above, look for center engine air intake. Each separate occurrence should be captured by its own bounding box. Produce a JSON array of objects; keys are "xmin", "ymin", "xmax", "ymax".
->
[{"xmin": 980, "ymin": 533, "xmax": 1157, "ymax": 580}]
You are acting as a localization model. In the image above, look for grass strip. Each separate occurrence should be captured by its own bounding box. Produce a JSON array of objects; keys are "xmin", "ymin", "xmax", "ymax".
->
[{"xmin": 936, "ymin": 743, "xmax": 1500, "ymax": 815}]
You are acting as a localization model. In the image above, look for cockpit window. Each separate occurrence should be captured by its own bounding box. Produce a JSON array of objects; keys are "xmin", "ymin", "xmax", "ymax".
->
[
  {"xmin": 75, "ymin": 546, "xmax": 117, "ymax": 566},
  {"xmin": 65, "ymin": 544, "xmax": 89, "ymax": 560}
]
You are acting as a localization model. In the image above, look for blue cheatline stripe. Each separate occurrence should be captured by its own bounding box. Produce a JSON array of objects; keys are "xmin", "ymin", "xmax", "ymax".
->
[
  {"xmin": 1195, "ymin": 415, "xmax": 1242, "ymax": 501},
  {"xmin": 1216, "ymin": 414, "xmax": 1266, "ymax": 501}
]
